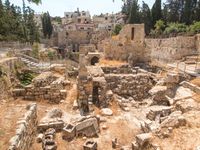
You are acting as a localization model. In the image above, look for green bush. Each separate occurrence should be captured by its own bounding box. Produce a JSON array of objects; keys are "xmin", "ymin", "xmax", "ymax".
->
[
  {"xmin": 155, "ymin": 20, "xmax": 165, "ymax": 33},
  {"xmin": 112, "ymin": 24, "xmax": 123, "ymax": 35},
  {"xmin": 164, "ymin": 23, "xmax": 187, "ymax": 35},
  {"xmin": 189, "ymin": 21, "xmax": 200, "ymax": 34},
  {"xmin": 17, "ymin": 71, "xmax": 36, "ymax": 86},
  {"xmin": 48, "ymin": 51, "xmax": 54, "ymax": 60}
]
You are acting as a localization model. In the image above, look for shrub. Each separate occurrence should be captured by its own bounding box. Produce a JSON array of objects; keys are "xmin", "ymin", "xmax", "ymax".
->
[
  {"xmin": 189, "ymin": 21, "xmax": 200, "ymax": 34},
  {"xmin": 164, "ymin": 23, "xmax": 187, "ymax": 36},
  {"xmin": 154, "ymin": 20, "xmax": 165, "ymax": 34},
  {"xmin": 48, "ymin": 51, "xmax": 54, "ymax": 60},
  {"xmin": 112, "ymin": 24, "xmax": 123, "ymax": 35}
]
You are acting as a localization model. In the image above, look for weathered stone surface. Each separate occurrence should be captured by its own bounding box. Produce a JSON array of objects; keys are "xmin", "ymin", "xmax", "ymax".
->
[
  {"xmin": 136, "ymin": 133, "xmax": 152, "ymax": 147},
  {"xmin": 47, "ymin": 108, "xmax": 63, "ymax": 118},
  {"xmin": 101, "ymin": 108, "xmax": 113, "ymax": 116},
  {"xmin": 146, "ymin": 106, "xmax": 172, "ymax": 121},
  {"xmin": 105, "ymin": 73, "xmax": 154, "ymax": 101},
  {"xmin": 160, "ymin": 111, "xmax": 186, "ymax": 128},
  {"xmin": 62, "ymin": 124, "xmax": 76, "ymax": 141},
  {"xmin": 149, "ymin": 86, "xmax": 169, "ymax": 106},
  {"xmin": 175, "ymin": 98, "xmax": 200, "ymax": 113},
  {"xmin": 83, "ymin": 140, "xmax": 97, "ymax": 150},
  {"xmin": 76, "ymin": 117, "xmax": 99, "ymax": 137}
]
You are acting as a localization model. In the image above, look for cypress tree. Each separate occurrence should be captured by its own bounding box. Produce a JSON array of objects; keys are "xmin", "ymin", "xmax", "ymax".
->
[
  {"xmin": 151, "ymin": 0, "xmax": 162, "ymax": 27},
  {"xmin": 128, "ymin": 0, "xmax": 140, "ymax": 24},
  {"xmin": 140, "ymin": 1, "xmax": 152, "ymax": 35}
]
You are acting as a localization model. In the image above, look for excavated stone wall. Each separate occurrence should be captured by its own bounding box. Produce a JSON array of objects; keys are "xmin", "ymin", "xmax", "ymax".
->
[
  {"xmin": 101, "ymin": 64, "xmax": 136, "ymax": 74},
  {"xmin": 9, "ymin": 103, "xmax": 37, "ymax": 150},
  {"xmin": 105, "ymin": 73, "xmax": 154, "ymax": 100},
  {"xmin": 145, "ymin": 36, "xmax": 197, "ymax": 63},
  {"xmin": 100, "ymin": 24, "xmax": 200, "ymax": 65},
  {"xmin": 13, "ymin": 72, "xmax": 69, "ymax": 103},
  {"xmin": 196, "ymin": 34, "xmax": 200, "ymax": 52}
]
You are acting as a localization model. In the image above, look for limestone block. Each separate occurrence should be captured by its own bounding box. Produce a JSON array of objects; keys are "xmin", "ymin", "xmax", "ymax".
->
[
  {"xmin": 175, "ymin": 98, "xmax": 200, "ymax": 113},
  {"xmin": 101, "ymin": 108, "xmax": 113, "ymax": 116},
  {"xmin": 83, "ymin": 140, "xmax": 97, "ymax": 150},
  {"xmin": 160, "ymin": 111, "xmax": 186, "ymax": 128},
  {"xmin": 136, "ymin": 133, "xmax": 152, "ymax": 147}
]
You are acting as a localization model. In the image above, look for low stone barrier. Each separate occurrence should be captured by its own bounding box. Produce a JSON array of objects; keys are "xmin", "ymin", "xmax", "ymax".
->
[{"xmin": 8, "ymin": 103, "xmax": 37, "ymax": 150}]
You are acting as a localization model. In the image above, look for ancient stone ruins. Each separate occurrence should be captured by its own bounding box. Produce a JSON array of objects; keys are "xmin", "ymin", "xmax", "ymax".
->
[{"xmin": 1, "ymin": 23, "xmax": 200, "ymax": 150}]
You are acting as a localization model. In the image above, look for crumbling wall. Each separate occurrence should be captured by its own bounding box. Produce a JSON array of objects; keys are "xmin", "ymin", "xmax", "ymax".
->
[
  {"xmin": 13, "ymin": 72, "xmax": 69, "ymax": 103},
  {"xmin": 105, "ymin": 73, "xmax": 154, "ymax": 100},
  {"xmin": 101, "ymin": 64, "xmax": 136, "ymax": 74},
  {"xmin": 99, "ymin": 24, "xmax": 150, "ymax": 64},
  {"xmin": 145, "ymin": 36, "xmax": 197, "ymax": 63},
  {"xmin": 9, "ymin": 103, "xmax": 37, "ymax": 150}
]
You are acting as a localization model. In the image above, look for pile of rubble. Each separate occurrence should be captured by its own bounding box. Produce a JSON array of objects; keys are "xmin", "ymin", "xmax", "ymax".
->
[{"xmin": 36, "ymin": 108, "xmax": 100, "ymax": 149}]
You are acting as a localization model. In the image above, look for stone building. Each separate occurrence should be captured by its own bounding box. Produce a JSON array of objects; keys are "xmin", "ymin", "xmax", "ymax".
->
[
  {"xmin": 99, "ymin": 24, "xmax": 149, "ymax": 65},
  {"xmin": 62, "ymin": 9, "xmax": 91, "ymax": 25}
]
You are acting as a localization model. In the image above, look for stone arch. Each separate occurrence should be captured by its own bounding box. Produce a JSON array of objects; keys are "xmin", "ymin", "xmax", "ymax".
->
[{"xmin": 90, "ymin": 56, "xmax": 99, "ymax": 66}]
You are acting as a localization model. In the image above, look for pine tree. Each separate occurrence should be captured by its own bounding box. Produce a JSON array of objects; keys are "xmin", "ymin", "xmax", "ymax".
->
[{"xmin": 151, "ymin": 0, "xmax": 162, "ymax": 27}]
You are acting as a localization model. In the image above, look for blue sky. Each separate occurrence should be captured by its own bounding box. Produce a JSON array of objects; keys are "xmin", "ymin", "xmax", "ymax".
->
[{"xmin": 5, "ymin": 0, "xmax": 156, "ymax": 17}]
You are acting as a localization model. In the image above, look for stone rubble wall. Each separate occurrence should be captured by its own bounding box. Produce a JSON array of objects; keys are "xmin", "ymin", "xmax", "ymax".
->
[
  {"xmin": 145, "ymin": 36, "xmax": 197, "ymax": 63},
  {"xmin": 77, "ymin": 76, "xmax": 92, "ymax": 113},
  {"xmin": 13, "ymin": 75, "xmax": 68, "ymax": 103},
  {"xmin": 101, "ymin": 64, "xmax": 137, "ymax": 74},
  {"xmin": 99, "ymin": 38, "xmax": 149, "ymax": 63},
  {"xmin": 98, "ymin": 24, "xmax": 150, "ymax": 63},
  {"xmin": 100, "ymin": 24, "xmax": 200, "ymax": 65},
  {"xmin": 196, "ymin": 34, "xmax": 200, "ymax": 52},
  {"xmin": 9, "ymin": 103, "xmax": 37, "ymax": 150},
  {"xmin": 105, "ymin": 73, "xmax": 154, "ymax": 100}
]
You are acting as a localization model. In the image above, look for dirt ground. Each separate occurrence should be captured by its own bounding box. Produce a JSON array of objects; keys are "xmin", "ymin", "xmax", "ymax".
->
[{"xmin": 1, "ymin": 75, "xmax": 200, "ymax": 150}]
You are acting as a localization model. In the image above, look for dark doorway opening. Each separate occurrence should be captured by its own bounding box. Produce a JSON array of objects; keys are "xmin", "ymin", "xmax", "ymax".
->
[
  {"xmin": 92, "ymin": 86, "xmax": 100, "ymax": 107},
  {"xmin": 131, "ymin": 27, "xmax": 135, "ymax": 40},
  {"xmin": 91, "ymin": 56, "xmax": 99, "ymax": 66}
]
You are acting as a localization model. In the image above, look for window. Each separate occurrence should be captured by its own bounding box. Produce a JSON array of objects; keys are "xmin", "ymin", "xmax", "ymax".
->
[{"xmin": 131, "ymin": 27, "xmax": 135, "ymax": 40}]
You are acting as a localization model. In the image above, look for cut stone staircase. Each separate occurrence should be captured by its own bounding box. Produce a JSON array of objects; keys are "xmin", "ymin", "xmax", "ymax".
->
[{"xmin": 16, "ymin": 53, "xmax": 51, "ymax": 71}]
